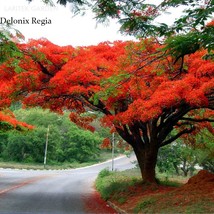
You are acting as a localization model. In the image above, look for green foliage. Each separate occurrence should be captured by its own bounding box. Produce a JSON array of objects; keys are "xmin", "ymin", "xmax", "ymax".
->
[
  {"xmin": 164, "ymin": 32, "xmax": 200, "ymax": 59},
  {"xmin": 96, "ymin": 169, "xmax": 114, "ymax": 200},
  {"xmin": 97, "ymin": 168, "xmax": 112, "ymax": 178},
  {"xmin": 195, "ymin": 130, "xmax": 214, "ymax": 173},
  {"xmin": 0, "ymin": 27, "xmax": 24, "ymax": 66},
  {"xmin": 199, "ymin": 159, "xmax": 214, "ymax": 173},
  {"xmin": 0, "ymin": 122, "xmax": 14, "ymax": 133},
  {"xmin": 0, "ymin": 108, "xmax": 103, "ymax": 164},
  {"xmin": 157, "ymin": 142, "xmax": 198, "ymax": 176},
  {"xmin": 157, "ymin": 125, "xmax": 214, "ymax": 176},
  {"xmin": 2, "ymin": 126, "xmax": 58, "ymax": 163},
  {"xmin": 159, "ymin": 179, "xmax": 183, "ymax": 188}
]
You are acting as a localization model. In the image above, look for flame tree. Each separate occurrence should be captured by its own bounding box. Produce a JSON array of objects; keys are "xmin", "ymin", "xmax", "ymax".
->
[
  {"xmin": 0, "ymin": 27, "xmax": 33, "ymax": 131},
  {"xmin": 0, "ymin": 37, "xmax": 213, "ymax": 183}
]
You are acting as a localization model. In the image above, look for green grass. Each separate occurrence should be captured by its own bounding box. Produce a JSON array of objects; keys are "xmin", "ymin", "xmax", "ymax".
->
[
  {"xmin": 158, "ymin": 179, "xmax": 183, "ymax": 187},
  {"xmin": 95, "ymin": 168, "xmax": 142, "ymax": 200},
  {"xmin": 0, "ymin": 160, "xmax": 97, "ymax": 170},
  {"xmin": 0, "ymin": 151, "xmax": 119, "ymax": 170},
  {"xmin": 157, "ymin": 173, "xmax": 189, "ymax": 185}
]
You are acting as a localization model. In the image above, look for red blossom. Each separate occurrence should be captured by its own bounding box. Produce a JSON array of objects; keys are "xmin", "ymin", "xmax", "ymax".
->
[{"xmin": 0, "ymin": 38, "xmax": 213, "ymax": 141}]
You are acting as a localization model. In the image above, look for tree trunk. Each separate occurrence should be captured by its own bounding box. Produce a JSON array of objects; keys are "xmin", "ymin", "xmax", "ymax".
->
[
  {"xmin": 173, "ymin": 162, "xmax": 180, "ymax": 176},
  {"xmin": 181, "ymin": 160, "xmax": 189, "ymax": 177},
  {"xmin": 132, "ymin": 143, "xmax": 159, "ymax": 184}
]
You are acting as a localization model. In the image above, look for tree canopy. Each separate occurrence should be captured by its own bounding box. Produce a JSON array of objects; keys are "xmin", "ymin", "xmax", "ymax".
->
[
  {"xmin": 0, "ymin": 37, "xmax": 213, "ymax": 182},
  {"xmin": 0, "ymin": 110, "xmax": 33, "ymax": 132},
  {"xmin": 0, "ymin": 27, "xmax": 30, "ymax": 130}
]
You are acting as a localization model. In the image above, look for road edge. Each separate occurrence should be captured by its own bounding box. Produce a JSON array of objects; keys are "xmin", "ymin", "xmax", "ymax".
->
[{"xmin": 107, "ymin": 200, "xmax": 128, "ymax": 214}]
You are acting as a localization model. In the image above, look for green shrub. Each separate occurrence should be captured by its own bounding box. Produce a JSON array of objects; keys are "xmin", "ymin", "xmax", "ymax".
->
[
  {"xmin": 98, "ymin": 168, "xmax": 112, "ymax": 178},
  {"xmin": 96, "ymin": 168, "xmax": 114, "ymax": 200}
]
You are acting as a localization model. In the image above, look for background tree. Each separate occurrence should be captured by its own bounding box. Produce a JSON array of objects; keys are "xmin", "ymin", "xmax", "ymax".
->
[
  {"xmin": 157, "ymin": 126, "xmax": 214, "ymax": 176},
  {"xmin": 0, "ymin": 108, "xmax": 103, "ymax": 164},
  {"xmin": 0, "ymin": 110, "xmax": 33, "ymax": 132},
  {"xmin": 0, "ymin": 38, "xmax": 213, "ymax": 183},
  {"xmin": 157, "ymin": 142, "xmax": 198, "ymax": 177},
  {"xmin": 157, "ymin": 143, "xmax": 181, "ymax": 176},
  {"xmin": 195, "ymin": 129, "xmax": 214, "ymax": 173}
]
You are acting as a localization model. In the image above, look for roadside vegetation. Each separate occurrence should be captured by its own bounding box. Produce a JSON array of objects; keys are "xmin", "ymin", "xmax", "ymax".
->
[
  {"xmin": 96, "ymin": 139, "xmax": 214, "ymax": 213},
  {"xmin": 0, "ymin": 107, "xmax": 124, "ymax": 169},
  {"xmin": 95, "ymin": 168, "xmax": 214, "ymax": 213},
  {"xmin": 0, "ymin": 150, "xmax": 115, "ymax": 170}
]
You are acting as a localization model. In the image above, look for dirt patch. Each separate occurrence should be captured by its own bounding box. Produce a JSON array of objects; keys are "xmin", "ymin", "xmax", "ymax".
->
[
  {"xmin": 186, "ymin": 170, "xmax": 214, "ymax": 187},
  {"xmin": 109, "ymin": 183, "xmax": 176, "ymax": 213},
  {"xmin": 171, "ymin": 170, "xmax": 214, "ymax": 198}
]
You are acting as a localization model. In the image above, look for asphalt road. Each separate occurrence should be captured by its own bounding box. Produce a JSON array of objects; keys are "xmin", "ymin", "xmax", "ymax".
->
[{"xmin": 0, "ymin": 155, "xmax": 136, "ymax": 214}]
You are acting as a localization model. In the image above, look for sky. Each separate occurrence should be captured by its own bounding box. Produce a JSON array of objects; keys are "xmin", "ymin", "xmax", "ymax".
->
[
  {"xmin": 0, "ymin": 0, "xmax": 136, "ymax": 47},
  {"xmin": 0, "ymin": 0, "xmax": 184, "ymax": 47}
]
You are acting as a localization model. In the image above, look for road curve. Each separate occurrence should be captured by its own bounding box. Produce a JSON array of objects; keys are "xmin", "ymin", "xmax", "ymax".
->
[{"xmin": 0, "ymin": 155, "xmax": 136, "ymax": 213}]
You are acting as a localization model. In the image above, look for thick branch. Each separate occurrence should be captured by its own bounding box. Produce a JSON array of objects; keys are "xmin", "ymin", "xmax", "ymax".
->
[
  {"xmin": 22, "ymin": 50, "xmax": 54, "ymax": 77},
  {"xmin": 116, "ymin": 125, "xmax": 134, "ymax": 146},
  {"xmin": 36, "ymin": 61, "xmax": 54, "ymax": 77},
  {"xmin": 158, "ymin": 103, "xmax": 192, "ymax": 144},
  {"xmin": 136, "ymin": 121, "xmax": 150, "ymax": 144},
  {"xmin": 129, "ymin": 122, "xmax": 145, "ymax": 145},
  {"xmin": 206, "ymin": 90, "xmax": 214, "ymax": 110},
  {"xmin": 83, "ymin": 94, "xmax": 112, "ymax": 115}
]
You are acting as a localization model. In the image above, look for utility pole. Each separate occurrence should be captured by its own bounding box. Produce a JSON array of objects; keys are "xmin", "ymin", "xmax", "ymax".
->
[
  {"xmin": 112, "ymin": 132, "xmax": 115, "ymax": 171},
  {"xmin": 44, "ymin": 125, "xmax": 50, "ymax": 169}
]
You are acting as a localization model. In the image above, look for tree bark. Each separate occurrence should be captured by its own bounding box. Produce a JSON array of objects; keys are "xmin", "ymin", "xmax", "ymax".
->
[
  {"xmin": 173, "ymin": 162, "xmax": 180, "ymax": 176},
  {"xmin": 132, "ymin": 143, "xmax": 159, "ymax": 184}
]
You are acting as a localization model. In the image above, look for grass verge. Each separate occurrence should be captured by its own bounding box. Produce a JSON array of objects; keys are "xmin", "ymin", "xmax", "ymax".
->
[
  {"xmin": 95, "ymin": 168, "xmax": 143, "ymax": 201},
  {"xmin": 0, "ymin": 151, "xmax": 118, "ymax": 170},
  {"xmin": 0, "ymin": 160, "xmax": 98, "ymax": 170},
  {"xmin": 95, "ymin": 168, "xmax": 214, "ymax": 213}
]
